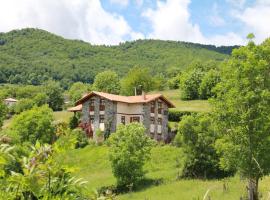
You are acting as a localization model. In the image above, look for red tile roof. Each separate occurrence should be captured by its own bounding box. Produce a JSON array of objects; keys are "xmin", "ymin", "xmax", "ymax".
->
[
  {"xmin": 67, "ymin": 104, "xmax": 82, "ymax": 112},
  {"xmin": 75, "ymin": 91, "xmax": 175, "ymax": 108}
]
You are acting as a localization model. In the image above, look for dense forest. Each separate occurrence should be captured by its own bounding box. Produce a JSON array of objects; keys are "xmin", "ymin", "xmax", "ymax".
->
[{"xmin": 0, "ymin": 28, "xmax": 238, "ymax": 87}]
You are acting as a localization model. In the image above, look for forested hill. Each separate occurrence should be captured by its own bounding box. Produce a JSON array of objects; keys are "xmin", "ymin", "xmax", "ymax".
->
[{"xmin": 0, "ymin": 28, "xmax": 238, "ymax": 87}]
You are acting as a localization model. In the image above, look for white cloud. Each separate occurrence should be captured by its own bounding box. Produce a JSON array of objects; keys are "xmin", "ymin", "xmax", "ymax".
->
[
  {"xmin": 142, "ymin": 0, "xmax": 244, "ymax": 46},
  {"xmin": 226, "ymin": 0, "xmax": 246, "ymax": 8},
  {"xmin": 142, "ymin": 0, "xmax": 205, "ymax": 43},
  {"xmin": 110, "ymin": 0, "xmax": 129, "ymax": 7},
  {"xmin": 209, "ymin": 3, "xmax": 226, "ymax": 27},
  {"xmin": 234, "ymin": 0, "xmax": 270, "ymax": 43},
  {"xmin": 0, "ymin": 0, "xmax": 143, "ymax": 45}
]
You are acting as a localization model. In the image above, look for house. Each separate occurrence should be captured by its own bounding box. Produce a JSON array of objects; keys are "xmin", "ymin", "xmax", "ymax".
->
[
  {"xmin": 68, "ymin": 91, "xmax": 175, "ymax": 141},
  {"xmin": 4, "ymin": 98, "xmax": 17, "ymax": 107}
]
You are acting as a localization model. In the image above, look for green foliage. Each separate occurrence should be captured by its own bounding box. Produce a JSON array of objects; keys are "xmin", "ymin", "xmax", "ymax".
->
[
  {"xmin": 179, "ymin": 62, "xmax": 206, "ymax": 100},
  {"xmin": 175, "ymin": 114, "xmax": 232, "ymax": 179},
  {"xmin": 69, "ymin": 114, "xmax": 79, "ymax": 129},
  {"xmin": 168, "ymin": 110, "xmax": 197, "ymax": 122},
  {"xmin": 0, "ymin": 101, "xmax": 7, "ymax": 127},
  {"xmin": 72, "ymin": 128, "xmax": 89, "ymax": 148},
  {"xmin": 121, "ymin": 67, "xmax": 154, "ymax": 95},
  {"xmin": 199, "ymin": 69, "xmax": 220, "ymax": 99},
  {"xmin": 44, "ymin": 81, "xmax": 64, "ymax": 111},
  {"xmin": 109, "ymin": 123, "xmax": 153, "ymax": 189},
  {"xmin": 167, "ymin": 73, "xmax": 181, "ymax": 89},
  {"xmin": 14, "ymin": 98, "xmax": 35, "ymax": 114},
  {"xmin": 212, "ymin": 38, "xmax": 270, "ymax": 198},
  {"xmin": 68, "ymin": 82, "xmax": 92, "ymax": 104},
  {"xmin": 0, "ymin": 139, "xmax": 88, "ymax": 199},
  {"xmin": 93, "ymin": 70, "xmax": 121, "ymax": 94},
  {"xmin": 0, "ymin": 28, "xmax": 232, "ymax": 86},
  {"xmin": 9, "ymin": 105, "xmax": 54, "ymax": 144}
]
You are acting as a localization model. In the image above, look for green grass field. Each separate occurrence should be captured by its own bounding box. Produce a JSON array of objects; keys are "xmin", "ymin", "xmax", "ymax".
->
[
  {"xmin": 151, "ymin": 89, "xmax": 211, "ymax": 112},
  {"xmin": 58, "ymin": 145, "xmax": 270, "ymax": 199}
]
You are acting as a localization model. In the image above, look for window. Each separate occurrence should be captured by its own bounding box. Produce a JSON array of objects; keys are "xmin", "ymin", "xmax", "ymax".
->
[
  {"xmin": 150, "ymin": 117, "xmax": 155, "ymax": 124},
  {"xmin": 130, "ymin": 117, "xmax": 140, "ymax": 123},
  {"xmin": 158, "ymin": 118, "xmax": 162, "ymax": 125},
  {"xmin": 90, "ymin": 99, "xmax": 95, "ymax": 111},
  {"xmin": 121, "ymin": 116, "xmax": 125, "ymax": 125},
  {"xmin": 99, "ymin": 115, "xmax": 104, "ymax": 123},
  {"xmin": 158, "ymin": 102, "xmax": 162, "ymax": 114},
  {"xmin": 150, "ymin": 101, "xmax": 155, "ymax": 113},
  {"xmin": 100, "ymin": 99, "xmax": 105, "ymax": 111},
  {"xmin": 90, "ymin": 115, "xmax": 94, "ymax": 124}
]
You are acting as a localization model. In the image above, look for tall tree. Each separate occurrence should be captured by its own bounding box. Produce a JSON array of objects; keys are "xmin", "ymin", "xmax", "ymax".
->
[
  {"xmin": 93, "ymin": 70, "xmax": 120, "ymax": 94},
  {"xmin": 44, "ymin": 81, "xmax": 64, "ymax": 111},
  {"xmin": 9, "ymin": 105, "xmax": 54, "ymax": 144},
  {"xmin": 68, "ymin": 82, "xmax": 92, "ymax": 104},
  {"xmin": 120, "ymin": 67, "xmax": 154, "ymax": 96},
  {"xmin": 0, "ymin": 101, "xmax": 7, "ymax": 128},
  {"xmin": 212, "ymin": 39, "xmax": 270, "ymax": 200}
]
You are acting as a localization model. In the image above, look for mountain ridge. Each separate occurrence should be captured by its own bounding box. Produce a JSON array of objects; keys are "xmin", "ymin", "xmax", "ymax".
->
[{"xmin": 0, "ymin": 28, "xmax": 238, "ymax": 87}]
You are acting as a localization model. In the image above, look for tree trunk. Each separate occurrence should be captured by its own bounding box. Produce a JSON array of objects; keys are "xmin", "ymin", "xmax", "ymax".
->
[{"xmin": 248, "ymin": 178, "xmax": 259, "ymax": 200}]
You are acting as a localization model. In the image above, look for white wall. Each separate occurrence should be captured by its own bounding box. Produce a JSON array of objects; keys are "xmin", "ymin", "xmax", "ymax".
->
[{"xmin": 117, "ymin": 102, "xmax": 143, "ymax": 114}]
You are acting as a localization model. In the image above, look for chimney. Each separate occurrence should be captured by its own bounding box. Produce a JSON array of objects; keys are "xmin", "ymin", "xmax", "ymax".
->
[{"xmin": 142, "ymin": 91, "xmax": 146, "ymax": 100}]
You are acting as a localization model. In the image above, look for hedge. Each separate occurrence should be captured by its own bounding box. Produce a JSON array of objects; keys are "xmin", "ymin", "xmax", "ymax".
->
[{"xmin": 168, "ymin": 110, "xmax": 198, "ymax": 122}]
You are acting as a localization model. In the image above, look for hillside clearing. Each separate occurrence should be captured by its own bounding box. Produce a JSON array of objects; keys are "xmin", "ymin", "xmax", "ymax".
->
[
  {"xmin": 58, "ymin": 145, "xmax": 270, "ymax": 199},
  {"xmin": 151, "ymin": 89, "xmax": 211, "ymax": 112}
]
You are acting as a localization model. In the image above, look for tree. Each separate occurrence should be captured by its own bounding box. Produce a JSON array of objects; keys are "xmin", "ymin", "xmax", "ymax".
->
[
  {"xmin": 9, "ymin": 105, "xmax": 54, "ymax": 144},
  {"xmin": 199, "ymin": 69, "xmax": 220, "ymax": 99},
  {"xmin": 0, "ymin": 101, "xmax": 7, "ymax": 128},
  {"xmin": 109, "ymin": 123, "xmax": 153, "ymax": 189},
  {"xmin": 175, "ymin": 114, "xmax": 232, "ymax": 179},
  {"xmin": 68, "ymin": 82, "xmax": 92, "ymax": 104},
  {"xmin": 121, "ymin": 67, "xmax": 154, "ymax": 96},
  {"xmin": 212, "ymin": 39, "xmax": 270, "ymax": 200},
  {"xmin": 14, "ymin": 98, "xmax": 35, "ymax": 114},
  {"xmin": 44, "ymin": 81, "xmax": 64, "ymax": 111},
  {"xmin": 93, "ymin": 70, "xmax": 120, "ymax": 94},
  {"xmin": 179, "ymin": 62, "xmax": 205, "ymax": 100}
]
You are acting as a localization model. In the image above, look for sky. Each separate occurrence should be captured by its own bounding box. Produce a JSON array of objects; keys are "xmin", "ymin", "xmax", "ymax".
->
[{"xmin": 0, "ymin": 0, "xmax": 269, "ymax": 46}]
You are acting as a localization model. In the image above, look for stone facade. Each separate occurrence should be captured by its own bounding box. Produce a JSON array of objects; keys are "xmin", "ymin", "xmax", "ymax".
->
[{"xmin": 80, "ymin": 95, "xmax": 169, "ymax": 142}]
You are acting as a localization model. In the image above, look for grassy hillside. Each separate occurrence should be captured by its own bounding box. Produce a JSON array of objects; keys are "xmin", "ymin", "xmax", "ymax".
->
[
  {"xmin": 0, "ymin": 28, "xmax": 235, "ymax": 86},
  {"xmin": 151, "ymin": 89, "xmax": 210, "ymax": 112},
  {"xmin": 58, "ymin": 145, "xmax": 270, "ymax": 200}
]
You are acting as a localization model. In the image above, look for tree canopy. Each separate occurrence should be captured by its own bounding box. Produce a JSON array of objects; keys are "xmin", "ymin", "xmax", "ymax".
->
[
  {"xmin": 93, "ymin": 70, "xmax": 120, "ymax": 94},
  {"xmin": 212, "ymin": 38, "xmax": 270, "ymax": 199}
]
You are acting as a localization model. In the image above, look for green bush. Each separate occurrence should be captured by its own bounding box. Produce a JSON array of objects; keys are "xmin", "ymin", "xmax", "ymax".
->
[
  {"xmin": 168, "ymin": 110, "xmax": 197, "ymax": 122},
  {"xmin": 69, "ymin": 114, "xmax": 79, "ymax": 129},
  {"xmin": 72, "ymin": 128, "xmax": 89, "ymax": 148},
  {"xmin": 9, "ymin": 105, "xmax": 54, "ymax": 144},
  {"xmin": 176, "ymin": 113, "xmax": 233, "ymax": 179},
  {"xmin": 108, "ymin": 123, "xmax": 153, "ymax": 190}
]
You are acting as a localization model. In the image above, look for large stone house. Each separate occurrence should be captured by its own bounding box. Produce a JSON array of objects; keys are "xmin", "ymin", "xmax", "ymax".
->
[{"xmin": 68, "ymin": 91, "xmax": 175, "ymax": 141}]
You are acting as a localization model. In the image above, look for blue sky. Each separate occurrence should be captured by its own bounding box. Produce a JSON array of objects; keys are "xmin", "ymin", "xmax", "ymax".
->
[{"xmin": 0, "ymin": 0, "xmax": 269, "ymax": 46}]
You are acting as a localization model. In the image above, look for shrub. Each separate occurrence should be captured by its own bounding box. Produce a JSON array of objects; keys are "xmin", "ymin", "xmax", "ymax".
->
[
  {"xmin": 199, "ymin": 69, "xmax": 220, "ymax": 99},
  {"xmin": 108, "ymin": 123, "xmax": 153, "ymax": 189},
  {"xmin": 9, "ymin": 105, "xmax": 54, "ymax": 144},
  {"xmin": 177, "ymin": 113, "xmax": 233, "ymax": 179},
  {"xmin": 168, "ymin": 110, "xmax": 197, "ymax": 122},
  {"xmin": 72, "ymin": 128, "xmax": 89, "ymax": 148},
  {"xmin": 69, "ymin": 114, "xmax": 79, "ymax": 129}
]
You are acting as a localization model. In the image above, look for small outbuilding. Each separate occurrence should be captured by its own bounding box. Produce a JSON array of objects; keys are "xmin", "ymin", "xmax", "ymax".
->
[{"xmin": 4, "ymin": 98, "xmax": 17, "ymax": 107}]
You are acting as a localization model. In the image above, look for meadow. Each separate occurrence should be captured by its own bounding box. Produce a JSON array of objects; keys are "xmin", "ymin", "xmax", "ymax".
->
[
  {"xmin": 58, "ymin": 145, "xmax": 270, "ymax": 200},
  {"xmin": 151, "ymin": 89, "xmax": 211, "ymax": 112}
]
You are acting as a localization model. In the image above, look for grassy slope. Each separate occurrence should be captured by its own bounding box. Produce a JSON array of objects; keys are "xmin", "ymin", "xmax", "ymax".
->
[
  {"xmin": 151, "ymin": 89, "xmax": 211, "ymax": 112},
  {"xmin": 58, "ymin": 145, "xmax": 270, "ymax": 200}
]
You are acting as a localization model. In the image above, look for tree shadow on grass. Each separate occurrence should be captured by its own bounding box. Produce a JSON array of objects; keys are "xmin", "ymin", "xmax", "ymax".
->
[{"xmin": 97, "ymin": 178, "xmax": 165, "ymax": 196}]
